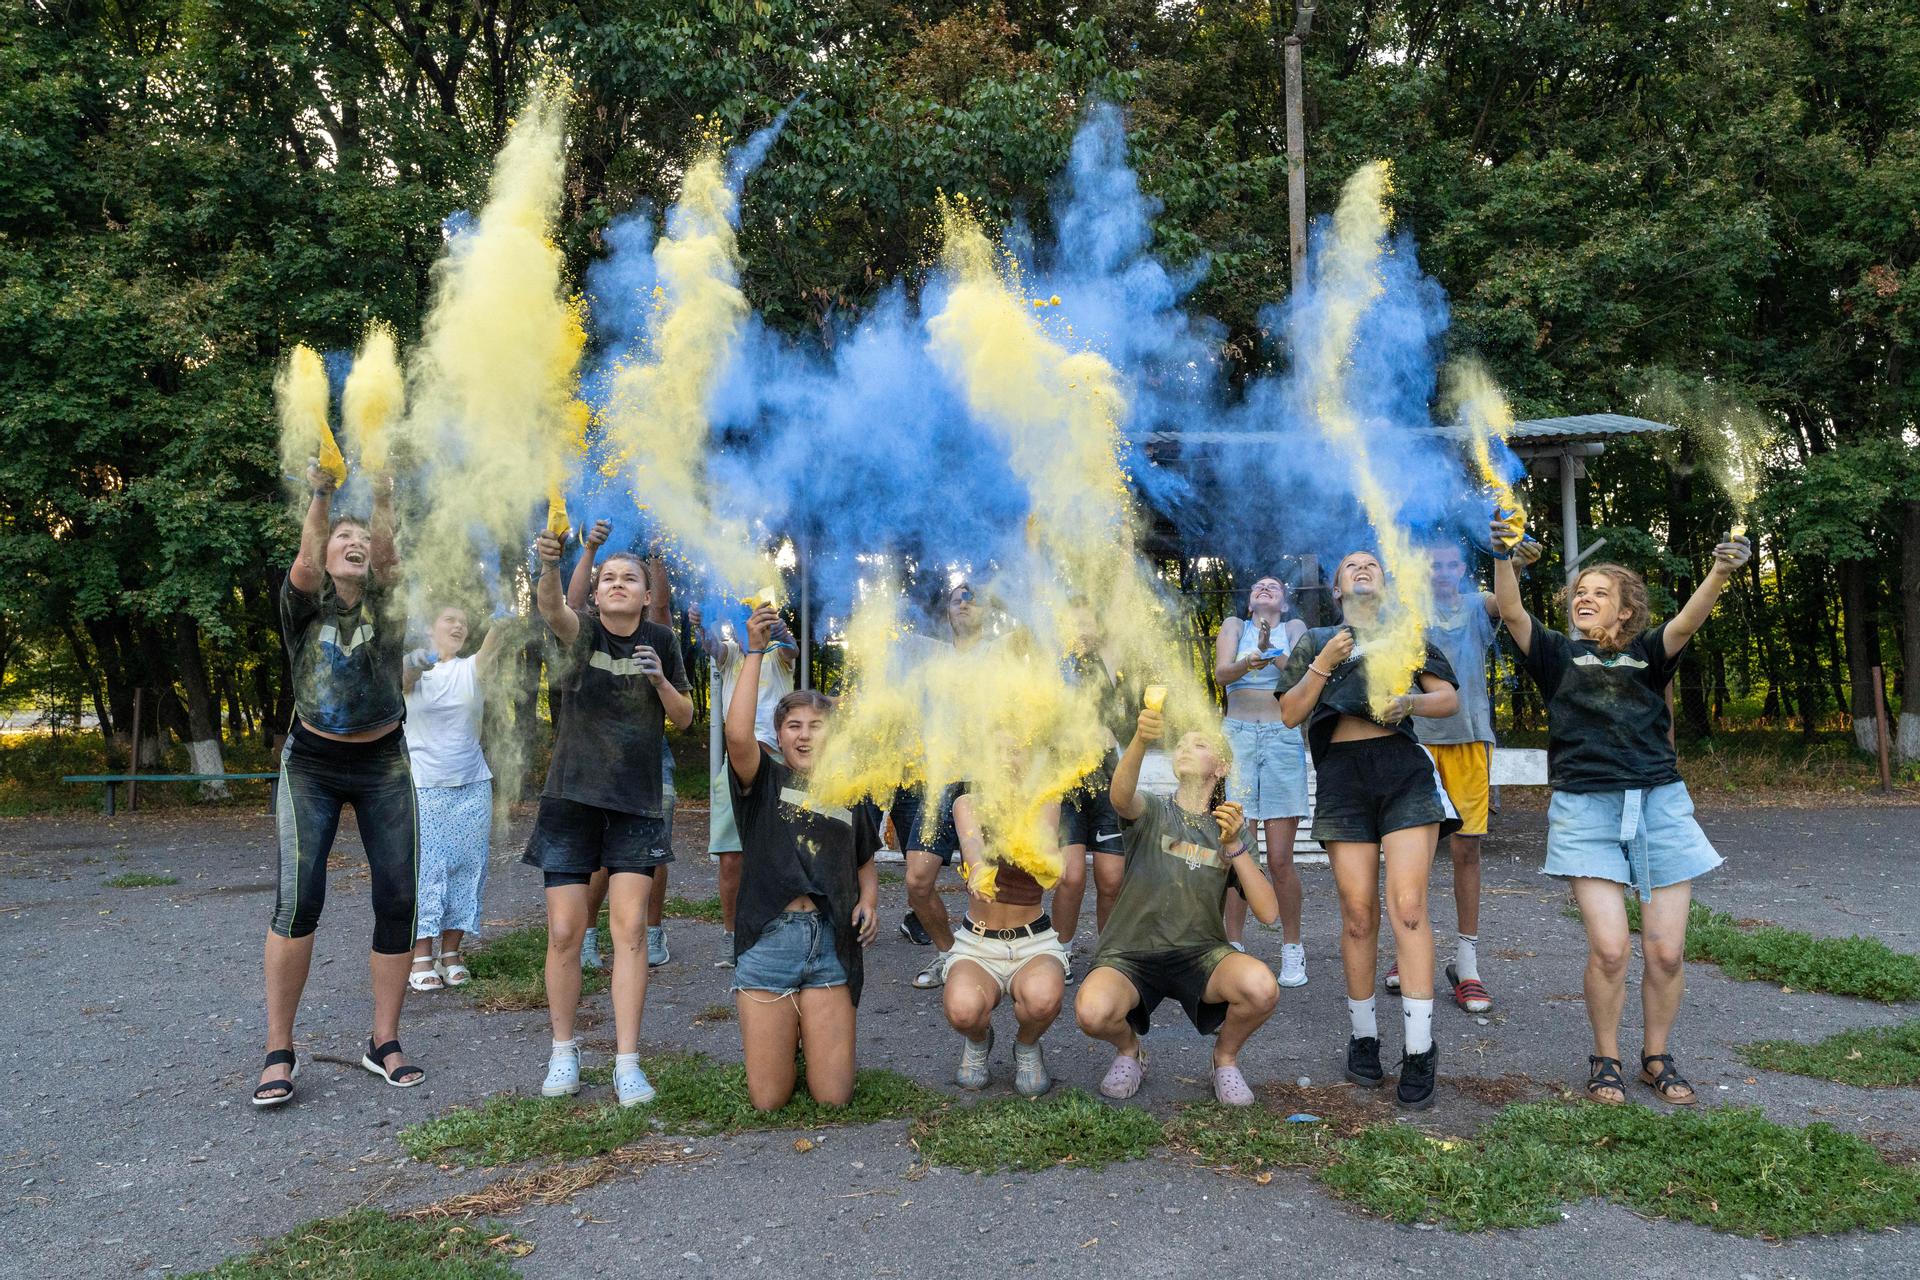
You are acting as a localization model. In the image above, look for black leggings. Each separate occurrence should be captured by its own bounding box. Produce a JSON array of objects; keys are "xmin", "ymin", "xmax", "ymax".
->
[{"xmin": 271, "ymin": 722, "xmax": 419, "ymax": 954}]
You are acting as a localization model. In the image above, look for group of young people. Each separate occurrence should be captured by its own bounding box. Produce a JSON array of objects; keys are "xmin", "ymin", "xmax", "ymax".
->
[{"xmin": 254, "ymin": 462, "xmax": 1754, "ymax": 1118}]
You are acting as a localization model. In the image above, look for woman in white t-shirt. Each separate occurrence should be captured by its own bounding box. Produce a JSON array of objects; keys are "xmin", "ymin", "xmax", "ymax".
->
[{"xmin": 404, "ymin": 604, "xmax": 509, "ymax": 991}]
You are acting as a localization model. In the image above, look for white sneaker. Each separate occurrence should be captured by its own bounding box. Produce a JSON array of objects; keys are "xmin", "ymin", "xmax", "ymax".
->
[
  {"xmin": 956, "ymin": 1028, "xmax": 993, "ymax": 1089},
  {"xmin": 1013, "ymin": 1040, "xmax": 1051, "ymax": 1097},
  {"xmin": 615, "ymin": 1057, "xmax": 655, "ymax": 1107},
  {"xmin": 647, "ymin": 925, "xmax": 670, "ymax": 967},
  {"xmin": 542, "ymin": 1042, "xmax": 581, "ymax": 1097},
  {"xmin": 715, "ymin": 929, "xmax": 736, "ymax": 969},
  {"xmin": 579, "ymin": 929, "xmax": 603, "ymax": 972},
  {"xmin": 913, "ymin": 951, "xmax": 949, "ymax": 990},
  {"xmin": 1278, "ymin": 943, "xmax": 1307, "ymax": 988}
]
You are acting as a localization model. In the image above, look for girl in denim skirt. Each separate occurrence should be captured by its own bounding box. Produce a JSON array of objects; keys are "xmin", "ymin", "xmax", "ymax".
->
[
  {"xmin": 725, "ymin": 603, "xmax": 880, "ymax": 1111},
  {"xmin": 1492, "ymin": 518, "xmax": 1752, "ymax": 1106}
]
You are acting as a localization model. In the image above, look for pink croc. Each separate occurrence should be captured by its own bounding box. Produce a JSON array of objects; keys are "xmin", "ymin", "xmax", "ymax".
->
[
  {"xmin": 1099, "ymin": 1052, "xmax": 1146, "ymax": 1100},
  {"xmin": 1212, "ymin": 1064, "xmax": 1255, "ymax": 1107}
]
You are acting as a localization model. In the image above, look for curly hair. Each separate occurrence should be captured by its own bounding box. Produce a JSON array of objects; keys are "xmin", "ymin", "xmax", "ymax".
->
[{"xmin": 1561, "ymin": 563, "xmax": 1651, "ymax": 649}]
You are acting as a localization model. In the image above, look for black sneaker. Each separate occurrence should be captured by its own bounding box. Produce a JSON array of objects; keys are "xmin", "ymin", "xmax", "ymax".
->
[
  {"xmin": 1345, "ymin": 1036, "xmax": 1385, "ymax": 1088},
  {"xmin": 898, "ymin": 911, "xmax": 931, "ymax": 946},
  {"xmin": 1397, "ymin": 1045, "xmax": 1439, "ymax": 1110}
]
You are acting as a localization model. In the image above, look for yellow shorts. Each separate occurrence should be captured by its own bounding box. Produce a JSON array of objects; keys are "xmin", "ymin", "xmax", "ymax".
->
[{"xmin": 1428, "ymin": 742, "xmax": 1490, "ymax": 836}]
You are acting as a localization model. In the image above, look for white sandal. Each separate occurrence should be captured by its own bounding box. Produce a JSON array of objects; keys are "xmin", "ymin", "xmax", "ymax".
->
[
  {"xmin": 439, "ymin": 951, "xmax": 470, "ymax": 987},
  {"xmin": 408, "ymin": 955, "xmax": 444, "ymax": 992}
]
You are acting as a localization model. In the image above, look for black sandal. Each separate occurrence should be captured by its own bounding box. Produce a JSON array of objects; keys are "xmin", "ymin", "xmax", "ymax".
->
[
  {"xmin": 1585, "ymin": 1055, "xmax": 1626, "ymax": 1104},
  {"xmin": 252, "ymin": 1048, "xmax": 299, "ymax": 1108},
  {"xmin": 361, "ymin": 1038, "xmax": 426, "ymax": 1088},
  {"xmin": 1638, "ymin": 1052, "xmax": 1697, "ymax": 1105}
]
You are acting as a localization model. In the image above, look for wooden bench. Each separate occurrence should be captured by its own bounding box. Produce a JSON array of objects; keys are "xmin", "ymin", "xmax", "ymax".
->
[{"xmin": 62, "ymin": 773, "xmax": 280, "ymax": 816}]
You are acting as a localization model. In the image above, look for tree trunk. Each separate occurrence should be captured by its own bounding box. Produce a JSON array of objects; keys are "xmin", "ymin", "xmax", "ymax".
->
[
  {"xmin": 1901, "ymin": 497, "xmax": 1920, "ymax": 764},
  {"xmin": 59, "ymin": 618, "xmax": 112, "ymax": 741},
  {"xmin": 1840, "ymin": 559, "xmax": 1882, "ymax": 753},
  {"xmin": 173, "ymin": 615, "xmax": 228, "ymax": 796}
]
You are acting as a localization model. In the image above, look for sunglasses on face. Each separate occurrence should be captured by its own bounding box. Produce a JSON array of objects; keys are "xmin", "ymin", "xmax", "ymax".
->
[{"xmin": 951, "ymin": 588, "xmax": 975, "ymax": 604}]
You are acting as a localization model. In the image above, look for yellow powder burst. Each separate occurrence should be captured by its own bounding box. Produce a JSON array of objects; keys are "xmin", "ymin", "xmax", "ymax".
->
[
  {"xmin": 1301, "ymin": 162, "xmax": 1433, "ymax": 717},
  {"xmin": 1444, "ymin": 358, "xmax": 1525, "ymax": 541},
  {"xmin": 275, "ymin": 343, "xmax": 345, "ymax": 488},
  {"xmin": 403, "ymin": 82, "xmax": 582, "ymax": 572},
  {"xmin": 600, "ymin": 148, "xmax": 768, "ymax": 594},
  {"xmin": 1633, "ymin": 367, "xmax": 1774, "ymax": 537},
  {"xmin": 341, "ymin": 324, "xmax": 404, "ymax": 475}
]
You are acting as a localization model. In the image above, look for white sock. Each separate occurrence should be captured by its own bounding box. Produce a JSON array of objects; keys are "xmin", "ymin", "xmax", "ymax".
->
[
  {"xmin": 1347, "ymin": 996, "xmax": 1378, "ymax": 1040},
  {"xmin": 581, "ymin": 927, "xmax": 598, "ymax": 954},
  {"xmin": 1456, "ymin": 933, "xmax": 1480, "ymax": 982},
  {"xmin": 1403, "ymin": 997, "xmax": 1435, "ymax": 1054},
  {"xmin": 550, "ymin": 1038, "xmax": 576, "ymax": 1055},
  {"xmin": 615, "ymin": 1051, "xmax": 641, "ymax": 1069}
]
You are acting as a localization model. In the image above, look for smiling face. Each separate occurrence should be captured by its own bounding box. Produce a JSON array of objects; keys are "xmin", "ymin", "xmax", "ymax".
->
[
  {"xmin": 594, "ymin": 555, "xmax": 649, "ymax": 619},
  {"xmin": 1333, "ymin": 552, "xmax": 1382, "ymax": 605},
  {"xmin": 1571, "ymin": 571, "xmax": 1631, "ymax": 644},
  {"xmin": 429, "ymin": 607, "xmax": 469, "ymax": 659},
  {"xmin": 1246, "ymin": 576, "xmax": 1286, "ymax": 616},
  {"xmin": 776, "ymin": 699, "xmax": 830, "ymax": 774},
  {"xmin": 1170, "ymin": 729, "xmax": 1229, "ymax": 789},
  {"xmin": 325, "ymin": 520, "xmax": 372, "ymax": 582}
]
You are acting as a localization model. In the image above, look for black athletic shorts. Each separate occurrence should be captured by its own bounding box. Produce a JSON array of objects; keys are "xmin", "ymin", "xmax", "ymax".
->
[
  {"xmin": 1061, "ymin": 781, "xmax": 1122, "ymax": 854},
  {"xmin": 523, "ymin": 796, "xmax": 670, "ymax": 885},
  {"xmin": 1096, "ymin": 944, "xmax": 1232, "ymax": 1037},
  {"xmin": 1310, "ymin": 735, "xmax": 1459, "ymax": 846}
]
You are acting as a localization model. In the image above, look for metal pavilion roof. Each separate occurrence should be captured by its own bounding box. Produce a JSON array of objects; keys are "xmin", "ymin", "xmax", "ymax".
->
[{"xmin": 1510, "ymin": 413, "xmax": 1673, "ymax": 444}]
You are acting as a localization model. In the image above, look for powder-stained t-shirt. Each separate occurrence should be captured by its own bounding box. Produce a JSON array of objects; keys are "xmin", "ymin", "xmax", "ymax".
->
[
  {"xmin": 1093, "ymin": 793, "xmax": 1234, "ymax": 963},
  {"xmin": 1515, "ymin": 612, "xmax": 1683, "ymax": 793},
  {"xmin": 280, "ymin": 574, "xmax": 405, "ymax": 735},
  {"xmin": 730, "ymin": 746, "xmax": 880, "ymax": 1004},
  {"xmin": 1412, "ymin": 594, "xmax": 1498, "ymax": 746},
  {"xmin": 543, "ymin": 614, "xmax": 688, "ymax": 816},
  {"xmin": 1275, "ymin": 625, "xmax": 1458, "ymax": 761}
]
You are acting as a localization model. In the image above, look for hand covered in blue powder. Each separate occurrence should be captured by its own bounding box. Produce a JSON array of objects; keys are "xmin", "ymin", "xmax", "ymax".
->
[
  {"xmin": 1711, "ymin": 534, "xmax": 1752, "ymax": 574},
  {"xmin": 404, "ymin": 647, "xmax": 437, "ymax": 675}
]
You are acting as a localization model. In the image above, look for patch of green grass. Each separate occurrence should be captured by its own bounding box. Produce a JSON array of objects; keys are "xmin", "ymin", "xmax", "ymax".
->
[
  {"xmin": 105, "ymin": 871, "xmax": 177, "ymax": 888},
  {"xmin": 1740, "ymin": 1021, "xmax": 1920, "ymax": 1088},
  {"xmin": 876, "ymin": 869, "xmax": 904, "ymax": 886},
  {"xmin": 1620, "ymin": 897, "xmax": 1920, "ymax": 1003},
  {"xmin": 400, "ymin": 1053, "xmax": 942, "ymax": 1165},
  {"xmin": 662, "ymin": 894, "xmax": 724, "ymax": 923},
  {"xmin": 184, "ymin": 1208, "xmax": 525, "ymax": 1278},
  {"xmin": 1165, "ymin": 1103, "xmax": 1343, "ymax": 1174},
  {"xmin": 1321, "ymin": 1102, "xmax": 1920, "ymax": 1237},
  {"xmin": 463, "ymin": 921, "xmax": 607, "ymax": 1011},
  {"xmin": 911, "ymin": 1088, "xmax": 1163, "ymax": 1172}
]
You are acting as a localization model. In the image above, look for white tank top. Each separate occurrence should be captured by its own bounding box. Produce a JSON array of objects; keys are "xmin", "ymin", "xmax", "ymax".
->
[
  {"xmin": 1225, "ymin": 617, "xmax": 1291, "ymax": 694},
  {"xmin": 404, "ymin": 655, "xmax": 491, "ymax": 788}
]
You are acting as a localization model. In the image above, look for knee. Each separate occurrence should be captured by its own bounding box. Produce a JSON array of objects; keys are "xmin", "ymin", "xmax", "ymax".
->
[
  {"xmin": 1643, "ymin": 937, "xmax": 1685, "ymax": 977},
  {"xmin": 547, "ymin": 917, "xmax": 586, "ymax": 951},
  {"xmin": 1340, "ymin": 906, "xmax": 1378, "ymax": 944},
  {"xmin": 1589, "ymin": 937, "xmax": 1631, "ymax": 978},
  {"xmin": 1236, "ymin": 971, "xmax": 1279, "ymax": 1017},
  {"xmin": 1057, "ymin": 856, "xmax": 1085, "ymax": 894},
  {"xmin": 748, "ymin": 1082, "xmax": 796, "ymax": 1113},
  {"xmin": 905, "ymin": 868, "xmax": 938, "ymax": 901},
  {"xmin": 945, "ymin": 990, "xmax": 994, "ymax": 1035},
  {"xmin": 1450, "ymin": 839, "xmax": 1481, "ymax": 870},
  {"xmin": 806, "ymin": 1068, "xmax": 853, "ymax": 1109},
  {"xmin": 1016, "ymin": 987, "xmax": 1063, "ymax": 1027},
  {"xmin": 1387, "ymin": 889, "xmax": 1428, "ymax": 933},
  {"xmin": 1074, "ymin": 995, "xmax": 1118, "ymax": 1037}
]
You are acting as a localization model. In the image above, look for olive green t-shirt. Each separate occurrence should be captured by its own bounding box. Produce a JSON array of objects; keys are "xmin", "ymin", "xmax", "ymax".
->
[{"xmin": 1092, "ymin": 793, "xmax": 1234, "ymax": 963}]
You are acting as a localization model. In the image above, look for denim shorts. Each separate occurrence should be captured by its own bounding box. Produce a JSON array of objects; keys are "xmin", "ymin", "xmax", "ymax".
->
[
  {"xmin": 1223, "ymin": 718, "xmax": 1309, "ymax": 820},
  {"xmin": 1544, "ymin": 782, "xmax": 1722, "ymax": 901},
  {"xmin": 732, "ymin": 911, "xmax": 849, "ymax": 995}
]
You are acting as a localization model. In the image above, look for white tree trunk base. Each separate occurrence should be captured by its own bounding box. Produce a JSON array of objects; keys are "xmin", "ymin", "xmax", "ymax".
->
[
  {"xmin": 1899, "ymin": 713, "xmax": 1920, "ymax": 767},
  {"xmin": 1853, "ymin": 716, "xmax": 1880, "ymax": 756},
  {"xmin": 187, "ymin": 738, "xmax": 228, "ymax": 798}
]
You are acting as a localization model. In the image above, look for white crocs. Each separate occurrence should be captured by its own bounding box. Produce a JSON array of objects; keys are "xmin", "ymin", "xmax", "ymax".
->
[
  {"xmin": 615, "ymin": 1055, "xmax": 655, "ymax": 1108},
  {"xmin": 542, "ymin": 1041, "xmax": 581, "ymax": 1097}
]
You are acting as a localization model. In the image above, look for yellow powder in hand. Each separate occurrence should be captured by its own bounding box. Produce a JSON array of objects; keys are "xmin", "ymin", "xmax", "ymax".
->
[
  {"xmin": 275, "ymin": 344, "xmax": 346, "ymax": 488},
  {"xmin": 342, "ymin": 324, "xmax": 403, "ymax": 474}
]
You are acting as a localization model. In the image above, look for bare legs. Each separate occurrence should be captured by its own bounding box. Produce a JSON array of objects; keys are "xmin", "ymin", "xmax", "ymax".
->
[
  {"xmin": 1052, "ymin": 846, "xmax": 1087, "ymax": 946},
  {"xmin": 904, "ymin": 850, "xmax": 954, "ymax": 951},
  {"xmin": 716, "ymin": 851, "xmax": 742, "ymax": 932},
  {"xmin": 1571, "ymin": 876, "xmax": 1694, "ymax": 1098},
  {"xmin": 1329, "ymin": 826, "xmax": 1439, "ymax": 1001},
  {"xmin": 1202, "ymin": 951, "xmax": 1279, "ymax": 1067},
  {"xmin": 736, "ymin": 986, "xmax": 857, "ymax": 1111},
  {"xmin": 259, "ymin": 932, "xmax": 412, "ymax": 1085},
  {"xmin": 546, "ymin": 871, "xmax": 652, "ymax": 1052},
  {"xmin": 1224, "ymin": 817, "xmax": 1303, "ymax": 945}
]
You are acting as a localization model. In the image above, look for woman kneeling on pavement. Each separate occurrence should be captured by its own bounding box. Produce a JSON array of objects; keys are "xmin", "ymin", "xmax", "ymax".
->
[
  {"xmin": 1074, "ymin": 700, "xmax": 1281, "ymax": 1107},
  {"xmin": 727, "ymin": 602, "xmax": 880, "ymax": 1111},
  {"xmin": 943, "ymin": 750, "xmax": 1069, "ymax": 1097}
]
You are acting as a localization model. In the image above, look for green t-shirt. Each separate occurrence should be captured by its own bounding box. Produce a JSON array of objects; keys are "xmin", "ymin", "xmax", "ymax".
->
[{"xmin": 1093, "ymin": 793, "xmax": 1234, "ymax": 963}]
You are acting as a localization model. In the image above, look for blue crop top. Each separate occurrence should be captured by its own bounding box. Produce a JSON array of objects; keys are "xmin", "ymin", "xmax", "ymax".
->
[{"xmin": 1224, "ymin": 616, "xmax": 1291, "ymax": 694}]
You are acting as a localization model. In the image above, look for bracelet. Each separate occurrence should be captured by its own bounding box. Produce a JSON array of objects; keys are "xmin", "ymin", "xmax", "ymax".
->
[
  {"xmin": 745, "ymin": 646, "xmax": 772, "ymax": 655},
  {"xmin": 1308, "ymin": 664, "xmax": 1334, "ymax": 679},
  {"xmin": 1222, "ymin": 842, "xmax": 1248, "ymax": 858}
]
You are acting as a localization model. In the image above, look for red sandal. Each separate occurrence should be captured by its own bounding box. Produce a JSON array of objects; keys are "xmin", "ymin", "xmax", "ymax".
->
[{"xmin": 1446, "ymin": 963, "xmax": 1491, "ymax": 1013}]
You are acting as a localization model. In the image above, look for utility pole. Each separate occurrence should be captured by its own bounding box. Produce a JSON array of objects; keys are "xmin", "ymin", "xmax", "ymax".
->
[{"xmin": 1284, "ymin": 2, "xmax": 1315, "ymax": 290}]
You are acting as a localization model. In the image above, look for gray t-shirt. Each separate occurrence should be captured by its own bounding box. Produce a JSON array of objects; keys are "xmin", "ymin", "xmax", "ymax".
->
[{"xmin": 1413, "ymin": 593, "xmax": 1497, "ymax": 746}]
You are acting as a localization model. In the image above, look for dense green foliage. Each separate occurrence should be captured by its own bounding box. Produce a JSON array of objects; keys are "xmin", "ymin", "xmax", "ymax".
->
[{"xmin": 3, "ymin": 1, "xmax": 1915, "ymax": 777}]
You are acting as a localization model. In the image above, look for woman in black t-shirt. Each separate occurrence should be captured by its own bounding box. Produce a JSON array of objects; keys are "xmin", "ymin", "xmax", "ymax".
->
[
  {"xmin": 527, "ymin": 531, "xmax": 694, "ymax": 1109},
  {"xmin": 1493, "ymin": 518, "xmax": 1750, "ymax": 1108},
  {"xmin": 1275, "ymin": 550, "xmax": 1459, "ymax": 1112},
  {"xmin": 727, "ymin": 603, "xmax": 880, "ymax": 1111}
]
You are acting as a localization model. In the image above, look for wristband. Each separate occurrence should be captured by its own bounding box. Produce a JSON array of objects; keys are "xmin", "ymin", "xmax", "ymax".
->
[
  {"xmin": 1489, "ymin": 545, "xmax": 1513, "ymax": 561},
  {"xmin": 745, "ymin": 646, "xmax": 772, "ymax": 655}
]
